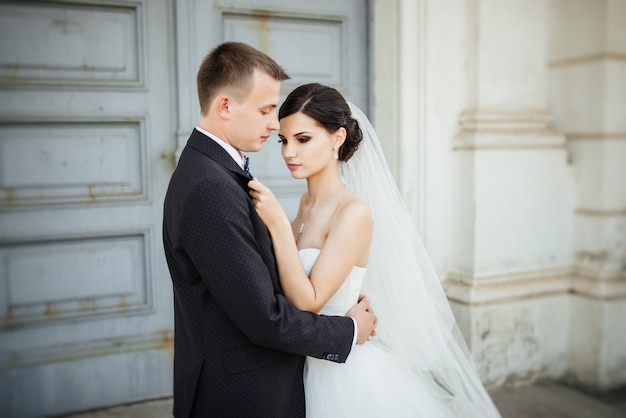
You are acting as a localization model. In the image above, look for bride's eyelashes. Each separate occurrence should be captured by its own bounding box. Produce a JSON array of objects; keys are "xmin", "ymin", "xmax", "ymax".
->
[{"xmin": 277, "ymin": 136, "xmax": 312, "ymax": 144}]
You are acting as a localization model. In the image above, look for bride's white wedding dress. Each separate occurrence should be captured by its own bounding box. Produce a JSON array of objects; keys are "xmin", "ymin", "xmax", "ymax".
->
[
  {"xmin": 287, "ymin": 104, "xmax": 500, "ymax": 417},
  {"xmin": 300, "ymin": 248, "xmax": 476, "ymax": 418}
]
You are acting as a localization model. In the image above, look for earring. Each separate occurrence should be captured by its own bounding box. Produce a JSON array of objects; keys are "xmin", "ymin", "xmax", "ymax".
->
[{"xmin": 333, "ymin": 146, "xmax": 338, "ymax": 160}]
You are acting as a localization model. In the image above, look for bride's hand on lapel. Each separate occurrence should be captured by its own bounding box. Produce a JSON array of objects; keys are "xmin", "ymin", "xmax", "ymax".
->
[{"xmin": 248, "ymin": 178, "xmax": 291, "ymax": 233}]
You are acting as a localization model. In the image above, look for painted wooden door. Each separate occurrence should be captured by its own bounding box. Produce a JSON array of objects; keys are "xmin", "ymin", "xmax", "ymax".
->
[
  {"xmin": 0, "ymin": 0, "xmax": 369, "ymax": 416},
  {"xmin": 0, "ymin": 1, "xmax": 175, "ymax": 416},
  {"xmin": 176, "ymin": 0, "xmax": 370, "ymax": 218}
]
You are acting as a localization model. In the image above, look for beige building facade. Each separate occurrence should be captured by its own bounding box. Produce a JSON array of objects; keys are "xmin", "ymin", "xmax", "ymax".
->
[{"xmin": 373, "ymin": 0, "xmax": 626, "ymax": 390}]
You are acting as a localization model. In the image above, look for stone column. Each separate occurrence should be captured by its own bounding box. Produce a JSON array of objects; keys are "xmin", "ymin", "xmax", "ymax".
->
[
  {"xmin": 445, "ymin": 0, "xmax": 574, "ymax": 386},
  {"xmin": 549, "ymin": 0, "xmax": 626, "ymax": 390},
  {"xmin": 373, "ymin": 0, "xmax": 427, "ymax": 229}
]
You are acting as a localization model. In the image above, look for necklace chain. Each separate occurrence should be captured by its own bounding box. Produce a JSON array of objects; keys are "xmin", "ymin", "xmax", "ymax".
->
[{"xmin": 297, "ymin": 184, "xmax": 343, "ymax": 235}]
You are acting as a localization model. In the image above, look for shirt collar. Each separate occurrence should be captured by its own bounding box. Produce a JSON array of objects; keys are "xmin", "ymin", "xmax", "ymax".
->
[{"xmin": 195, "ymin": 125, "xmax": 247, "ymax": 169}]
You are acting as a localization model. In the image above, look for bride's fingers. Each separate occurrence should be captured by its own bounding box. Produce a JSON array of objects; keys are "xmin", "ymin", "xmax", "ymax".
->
[
  {"xmin": 248, "ymin": 189, "xmax": 258, "ymax": 201},
  {"xmin": 249, "ymin": 178, "xmax": 269, "ymax": 191},
  {"xmin": 248, "ymin": 178, "xmax": 266, "ymax": 195}
]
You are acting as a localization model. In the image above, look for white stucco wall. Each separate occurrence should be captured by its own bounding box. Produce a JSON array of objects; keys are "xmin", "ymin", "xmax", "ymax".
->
[{"xmin": 373, "ymin": 0, "xmax": 625, "ymax": 389}]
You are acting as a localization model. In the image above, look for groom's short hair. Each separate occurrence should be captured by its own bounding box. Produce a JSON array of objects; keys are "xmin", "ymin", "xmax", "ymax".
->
[{"xmin": 197, "ymin": 41, "xmax": 290, "ymax": 115}]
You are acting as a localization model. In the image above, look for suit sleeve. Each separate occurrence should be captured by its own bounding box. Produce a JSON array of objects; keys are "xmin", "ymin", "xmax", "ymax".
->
[{"xmin": 179, "ymin": 175, "xmax": 355, "ymax": 362}]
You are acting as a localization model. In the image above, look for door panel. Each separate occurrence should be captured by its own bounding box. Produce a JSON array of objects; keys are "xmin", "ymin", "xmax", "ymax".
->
[
  {"xmin": 0, "ymin": 1, "xmax": 174, "ymax": 416},
  {"xmin": 177, "ymin": 0, "xmax": 370, "ymax": 219},
  {"xmin": 225, "ymin": 1, "xmax": 369, "ymax": 218},
  {"xmin": 0, "ymin": 0, "xmax": 368, "ymax": 416}
]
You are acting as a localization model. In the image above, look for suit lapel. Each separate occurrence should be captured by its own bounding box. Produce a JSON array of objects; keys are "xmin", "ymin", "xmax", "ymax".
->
[
  {"xmin": 187, "ymin": 129, "xmax": 252, "ymax": 188},
  {"xmin": 188, "ymin": 129, "xmax": 251, "ymax": 175},
  {"xmin": 186, "ymin": 129, "xmax": 281, "ymax": 289}
]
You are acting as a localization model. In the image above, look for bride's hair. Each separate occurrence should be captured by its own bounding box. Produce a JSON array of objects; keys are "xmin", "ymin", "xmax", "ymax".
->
[{"xmin": 278, "ymin": 83, "xmax": 363, "ymax": 162}]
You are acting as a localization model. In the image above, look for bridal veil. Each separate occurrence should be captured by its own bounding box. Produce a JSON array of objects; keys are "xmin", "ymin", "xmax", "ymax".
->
[{"xmin": 341, "ymin": 103, "xmax": 500, "ymax": 417}]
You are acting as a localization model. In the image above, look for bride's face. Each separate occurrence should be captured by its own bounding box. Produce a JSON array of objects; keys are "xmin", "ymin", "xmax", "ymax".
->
[{"xmin": 278, "ymin": 111, "xmax": 340, "ymax": 179}]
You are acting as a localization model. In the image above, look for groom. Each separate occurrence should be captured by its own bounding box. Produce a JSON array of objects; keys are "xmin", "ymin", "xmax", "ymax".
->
[{"xmin": 162, "ymin": 42, "xmax": 377, "ymax": 417}]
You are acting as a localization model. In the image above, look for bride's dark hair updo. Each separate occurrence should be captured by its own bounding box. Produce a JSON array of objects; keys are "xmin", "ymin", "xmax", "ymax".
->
[{"xmin": 279, "ymin": 83, "xmax": 363, "ymax": 162}]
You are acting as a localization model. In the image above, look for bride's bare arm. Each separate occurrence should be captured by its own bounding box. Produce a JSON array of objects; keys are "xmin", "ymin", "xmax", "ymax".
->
[{"xmin": 248, "ymin": 178, "xmax": 372, "ymax": 313}]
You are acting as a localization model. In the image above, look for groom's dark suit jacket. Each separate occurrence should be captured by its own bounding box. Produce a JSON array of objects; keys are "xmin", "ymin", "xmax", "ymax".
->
[{"xmin": 163, "ymin": 129, "xmax": 355, "ymax": 418}]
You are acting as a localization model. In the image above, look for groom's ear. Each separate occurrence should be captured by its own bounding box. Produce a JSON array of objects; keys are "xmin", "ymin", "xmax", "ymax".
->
[{"xmin": 216, "ymin": 96, "xmax": 231, "ymax": 120}]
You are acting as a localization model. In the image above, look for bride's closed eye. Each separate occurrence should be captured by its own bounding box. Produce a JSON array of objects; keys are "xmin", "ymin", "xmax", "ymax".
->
[{"xmin": 277, "ymin": 136, "xmax": 312, "ymax": 144}]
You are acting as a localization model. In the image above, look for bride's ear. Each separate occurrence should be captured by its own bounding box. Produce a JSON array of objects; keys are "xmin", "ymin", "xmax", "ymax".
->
[{"xmin": 334, "ymin": 127, "xmax": 347, "ymax": 149}]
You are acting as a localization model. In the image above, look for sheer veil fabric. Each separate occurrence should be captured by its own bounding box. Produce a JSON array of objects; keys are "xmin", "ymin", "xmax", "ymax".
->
[{"xmin": 341, "ymin": 103, "xmax": 500, "ymax": 417}]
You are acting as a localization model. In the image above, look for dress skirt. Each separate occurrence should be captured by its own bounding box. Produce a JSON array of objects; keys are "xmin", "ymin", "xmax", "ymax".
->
[{"xmin": 304, "ymin": 341, "xmax": 468, "ymax": 418}]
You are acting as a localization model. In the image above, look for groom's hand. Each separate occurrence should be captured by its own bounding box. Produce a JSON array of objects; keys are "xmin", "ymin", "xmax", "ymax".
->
[{"xmin": 347, "ymin": 294, "xmax": 377, "ymax": 344}]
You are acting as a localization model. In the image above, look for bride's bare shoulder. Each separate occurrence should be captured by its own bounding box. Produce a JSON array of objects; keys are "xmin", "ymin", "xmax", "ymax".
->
[{"xmin": 336, "ymin": 192, "xmax": 372, "ymax": 227}]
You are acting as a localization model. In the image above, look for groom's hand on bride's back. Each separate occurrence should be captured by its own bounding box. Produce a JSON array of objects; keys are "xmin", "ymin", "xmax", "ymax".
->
[{"xmin": 347, "ymin": 294, "xmax": 377, "ymax": 344}]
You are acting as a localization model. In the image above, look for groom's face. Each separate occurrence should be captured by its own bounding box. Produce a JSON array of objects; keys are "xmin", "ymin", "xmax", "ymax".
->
[{"xmin": 227, "ymin": 69, "xmax": 281, "ymax": 153}]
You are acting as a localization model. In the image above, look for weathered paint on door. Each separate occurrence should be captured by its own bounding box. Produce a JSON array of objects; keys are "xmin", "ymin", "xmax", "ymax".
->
[
  {"xmin": 0, "ymin": 1, "xmax": 175, "ymax": 416},
  {"xmin": 0, "ymin": 0, "xmax": 368, "ymax": 416},
  {"xmin": 176, "ymin": 0, "xmax": 370, "ymax": 219}
]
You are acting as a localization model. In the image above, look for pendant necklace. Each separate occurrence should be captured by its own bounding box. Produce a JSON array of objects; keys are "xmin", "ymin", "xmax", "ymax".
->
[{"xmin": 298, "ymin": 184, "xmax": 343, "ymax": 235}]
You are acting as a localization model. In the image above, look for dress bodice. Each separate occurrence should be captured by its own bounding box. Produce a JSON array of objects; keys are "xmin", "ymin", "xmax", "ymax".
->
[{"xmin": 298, "ymin": 248, "xmax": 366, "ymax": 316}]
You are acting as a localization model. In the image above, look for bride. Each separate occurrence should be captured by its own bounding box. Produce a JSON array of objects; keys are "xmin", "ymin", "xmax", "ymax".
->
[{"xmin": 248, "ymin": 83, "xmax": 500, "ymax": 417}]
